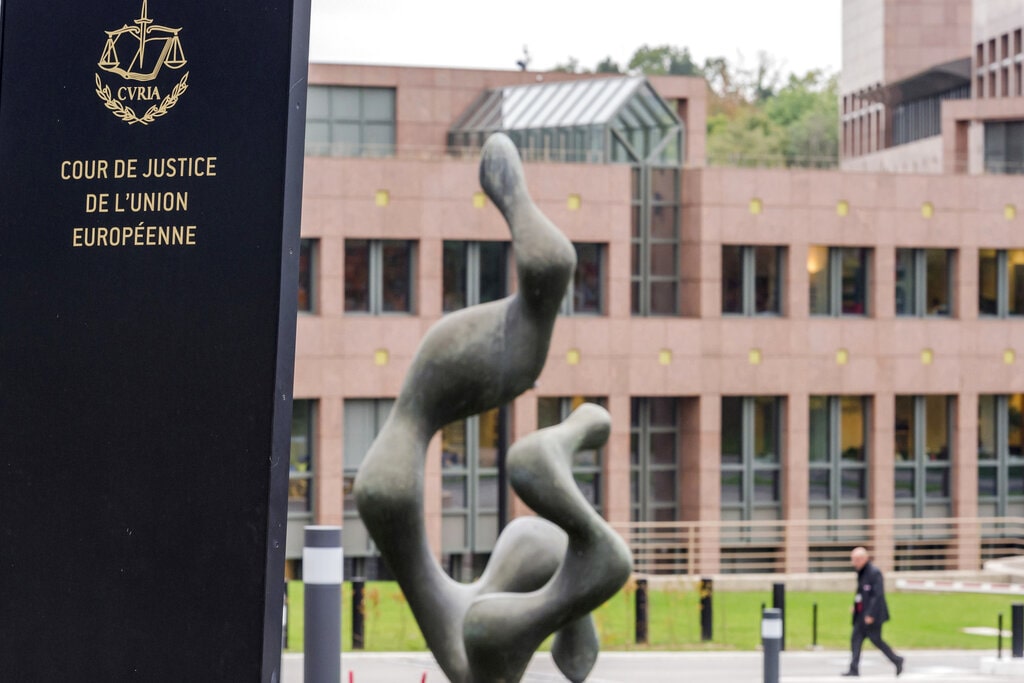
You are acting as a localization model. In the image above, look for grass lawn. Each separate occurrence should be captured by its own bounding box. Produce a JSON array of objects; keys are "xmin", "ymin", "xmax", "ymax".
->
[{"xmin": 283, "ymin": 580, "xmax": 1016, "ymax": 653}]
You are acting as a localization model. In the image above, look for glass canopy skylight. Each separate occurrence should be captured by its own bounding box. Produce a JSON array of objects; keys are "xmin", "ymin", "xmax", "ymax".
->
[{"xmin": 449, "ymin": 76, "xmax": 684, "ymax": 165}]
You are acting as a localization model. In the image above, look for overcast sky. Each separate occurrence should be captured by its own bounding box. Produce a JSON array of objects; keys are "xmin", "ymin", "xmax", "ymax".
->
[{"xmin": 309, "ymin": 0, "xmax": 842, "ymax": 78}]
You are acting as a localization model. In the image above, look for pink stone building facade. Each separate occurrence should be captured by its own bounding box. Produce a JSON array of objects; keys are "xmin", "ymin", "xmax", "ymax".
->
[{"xmin": 287, "ymin": 1, "xmax": 1024, "ymax": 579}]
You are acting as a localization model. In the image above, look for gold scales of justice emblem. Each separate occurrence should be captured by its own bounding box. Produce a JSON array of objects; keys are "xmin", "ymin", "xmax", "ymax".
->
[{"xmin": 94, "ymin": 1, "xmax": 189, "ymax": 125}]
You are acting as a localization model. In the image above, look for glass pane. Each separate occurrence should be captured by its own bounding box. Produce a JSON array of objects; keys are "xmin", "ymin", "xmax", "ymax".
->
[
  {"xmin": 442, "ymin": 241, "xmax": 466, "ymax": 312},
  {"xmin": 442, "ymin": 476, "xmax": 466, "ymax": 508},
  {"xmin": 649, "ymin": 432, "xmax": 676, "ymax": 466},
  {"xmin": 574, "ymin": 448, "xmax": 599, "ymax": 468},
  {"xmin": 650, "ymin": 243, "xmax": 677, "ymax": 277},
  {"xmin": 649, "ymin": 280, "xmax": 677, "ymax": 315},
  {"xmin": 809, "ymin": 468, "xmax": 830, "ymax": 501},
  {"xmin": 925, "ymin": 467, "xmax": 950, "ymax": 498},
  {"xmin": 925, "ymin": 395, "xmax": 949, "ymax": 461},
  {"xmin": 721, "ymin": 246, "xmax": 744, "ymax": 314},
  {"xmin": 649, "ymin": 398, "xmax": 677, "ymax": 427},
  {"xmin": 753, "ymin": 469, "xmax": 779, "ymax": 502},
  {"xmin": 754, "ymin": 246, "xmax": 781, "ymax": 314},
  {"xmin": 306, "ymin": 85, "xmax": 329, "ymax": 119},
  {"xmin": 381, "ymin": 241, "xmax": 413, "ymax": 312},
  {"xmin": 631, "ymin": 280, "xmax": 641, "ymax": 314},
  {"xmin": 721, "ymin": 397, "xmax": 743, "ymax": 464},
  {"xmin": 537, "ymin": 397, "xmax": 560, "ymax": 430},
  {"xmin": 978, "ymin": 466, "xmax": 999, "ymax": 497},
  {"xmin": 650, "ymin": 168, "xmax": 678, "ymax": 203},
  {"xmin": 479, "ymin": 241, "xmax": 508, "ymax": 305},
  {"xmin": 342, "ymin": 475, "xmax": 357, "ymax": 512},
  {"xmin": 721, "ymin": 471, "xmax": 743, "ymax": 504},
  {"xmin": 478, "ymin": 408, "xmax": 502, "ymax": 469},
  {"xmin": 894, "ymin": 468, "xmax": 915, "ymax": 498},
  {"xmin": 1010, "ymin": 250, "xmax": 1024, "ymax": 315},
  {"xmin": 808, "ymin": 245, "xmax": 830, "ymax": 314},
  {"xmin": 344, "ymin": 240, "xmax": 371, "ymax": 312},
  {"xmin": 894, "ymin": 248, "xmax": 916, "ymax": 315},
  {"xmin": 808, "ymin": 396, "xmax": 829, "ymax": 463},
  {"xmin": 925, "ymin": 249, "xmax": 951, "ymax": 315},
  {"xmin": 298, "ymin": 239, "xmax": 314, "ymax": 312},
  {"xmin": 753, "ymin": 397, "xmax": 778, "ymax": 462},
  {"xmin": 363, "ymin": 123, "xmax": 395, "ymax": 156},
  {"xmin": 478, "ymin": 476, "xmax": 498, "ymax": 509},
  {"xmin": 839, "ymin": 396, "xmax": 866, "ymax": 462},
  {"xmin": 1010, "ymin": 394, "xmax": 1024, "ymax": 459},
  {"xmin": 1010, "ymin": 465, "xmax": 1024, "ymax": 495},
  {"xmin": 289, "ymin": 477, "xmax": 310, "ymax": 514},
  {"xmin": 331, "ymin": 87, "xmax": 360, "ymax": 119},
  {"xmin": 894, "ymin": 395, "xmax": 915, "ymax": 461},
  {"xmin": 840, "ymin": 248, "xmax": 868, "ymax": 315},
  {"xmin": 841, "ymin": 469, "xmax": 866, "ymax": 500},
  {"xmin": 573, "ymin": 243, "xmax": 603, "ymax": 314},
  {"xmin": 651, "ymin": 470, "xmax": 677, "ymax": 504},
  {"xmin": 650, "ymin": 206, "xmax": 678, "ymax": 240},
  {"xmin": 979, "ymin": 249, "xmax": 999, "ymax": 315},
  {"xmin": 362, "ymin": 88, "xmax": 395, "ymax": 120},
  {"xmin": 442, "ymin": 421, "xmax": 467, "ymax": 468},
  {"xmin": 978, "ymin": 395, "xmax": 997, "ymax": 460},
  {"xmin": 574, "ymin": 472, "xmax": 600, "ymax": 506},
  {"xmin": 290, "ymin": 399, "xmax": 312, "ymax": 472}
]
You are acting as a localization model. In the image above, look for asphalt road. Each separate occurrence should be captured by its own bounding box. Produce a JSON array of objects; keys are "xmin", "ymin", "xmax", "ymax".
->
[{"xmin": 281, "ymin": 649, "xmax": 1024, "ymax": 682}]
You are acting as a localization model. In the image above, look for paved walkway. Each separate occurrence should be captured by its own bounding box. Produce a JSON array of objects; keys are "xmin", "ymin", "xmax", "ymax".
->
[{"xmin": 281, "ymin": 649, "xmax": 1024, "ymax": 683}]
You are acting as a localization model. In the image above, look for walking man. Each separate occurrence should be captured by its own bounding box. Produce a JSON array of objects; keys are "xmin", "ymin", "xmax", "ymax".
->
[{"xmin": 843, "ymin": 547, "xmax": 904, "ymax": 677}]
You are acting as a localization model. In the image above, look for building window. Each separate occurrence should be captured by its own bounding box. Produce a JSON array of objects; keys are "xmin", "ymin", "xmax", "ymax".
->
[
  {"xmin": 345, "ymin": 239, "xmax": 416, "ymax": 314},
  {"xmin": 891, "ymin": 85, "xmax": 969, "ymax": 146},
  {"xmin": 561, "ymin": 243, "xmax": 605, "ymax": 315},
  {"xmin": 538, "ymin": 396, "xmax": 606, "ymax": 513},
  {"xmin": 630, "ymin": 398, "xmax": 679, "ymax": 522},
  {"xmin": 306, "ymin": 85, "xmax": 396, "ymax": 157},
  {"xmin": 343, "ymin": 399, "xmax": 395, "ymax": 564},
  {"xmin": 895, "ymin": 248, "xmax": 953, "ymax": 316},
  {"xmin": 894, "ymin": 395, "xmax": 952, "ymax": 518},
  {"xmin": 984, "ymin": 121, "xmax": 1024, "ymax": 174},
  {"xmin": 632, "ymin": 167, "xmax": 680, "ymax": 316},
  {"xmin": 978, "ymin": 249, "xmax": 1024, "ymax": 317},
  {"xmin": 978, "ymin": 395, "xmax": 1024, "ymax": 517},
  {"xmin": 809, "ymin": 396, "xmax": 868, "ymax": 520},
  {"xmin": 443, "ymin": 241, "xmax": 508, "ymax": 312},
  {"xmin": 721, "ymin": 397, "xmax": 783, "ymax": 521},
  {"xmin": 298, "ymin": 239, "xmax": 317, "ymax": 313},
  {"xmin": 442, "ymin": 407, "xmax": 505, "ymax": 580},
  {"xmin": 722, "ymin": 245, "xmax": 784, "ymax": 315},
  {"xmin": 290, "ymin": 399, "xmax": 315, "ymax": 520},
  {"xmin": 808, "ymin": 246, "xmax": 870, "ymax": 316}
]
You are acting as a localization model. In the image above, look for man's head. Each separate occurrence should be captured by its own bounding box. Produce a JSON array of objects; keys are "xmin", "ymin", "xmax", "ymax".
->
[{"xmin": 850, "ymin": 546, "xmax": 870, "ymax": 570}]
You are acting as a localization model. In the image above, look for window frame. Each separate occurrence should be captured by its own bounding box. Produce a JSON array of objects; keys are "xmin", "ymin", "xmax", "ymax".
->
[
  {"xmin": 306, "ymin": 85, "xmax": 396, "ymax": 158},
  {"xmin": 631, "ymin": 166, "xmax": 681, "ymax": 317},
  {"xmin": 808, "ymin": 395, "xmax": 869, "ymax": 520},
  {"xmin": 720, "ymin": 396, "xmax": 783, "ymax": 522},
  {"xmin": 630, "ymin": 397, "xmax": 680, "ymax": 522},
  {"xmin": 345, "ymin": 239, "xmax": 417, "ymax": 315},
  {"xmin": 721, "ymin": 245, "xmax": 785, "ymax": 316},
  {"xmin": 289, "ymin": 399, "xmax": 316, "ymax": 522},
  {"xmin": 978, "ymin": 248, "xmax": 1024, "ymax": 318},
  {"xmin": 561, "ymin": 243, "xmax": 606, "ymax": 316},
  {"xmin": 894, "ymin": 395, "xmax": 953, "ymax": 518},
  {"xmin": 298, "ymin": 238, "xmax": 317, "ymax": 314},
  {"xmin": 809, "ymin": 246, "xmax": 871, "ymax": 317},
  {"xmin": 978, "ymin": 394, "xmax": 1024, "ymax": 517},
  {"xmin": 895, "ymin": 248, "xmax": 954, "ymax": 317},
  {"xmin": 442, "ymin": 240, "xmax": 509, "ymax": 313}
]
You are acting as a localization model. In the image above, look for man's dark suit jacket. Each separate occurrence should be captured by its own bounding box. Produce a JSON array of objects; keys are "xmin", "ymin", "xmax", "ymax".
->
[{"xmin": 853, "ymin": 561, "xmax": 890, "ymax": 625}]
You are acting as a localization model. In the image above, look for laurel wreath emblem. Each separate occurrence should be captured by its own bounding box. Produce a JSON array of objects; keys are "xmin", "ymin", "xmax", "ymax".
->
[{"xmin": 94, "ymin": 72, "xmax": 190, "ymax": 126}]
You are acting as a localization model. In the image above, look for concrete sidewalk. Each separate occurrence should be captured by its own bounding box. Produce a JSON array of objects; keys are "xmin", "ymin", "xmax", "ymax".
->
[{"xmin": 281, "ymin": 649, "xmax": 1024, "ymax": 683}]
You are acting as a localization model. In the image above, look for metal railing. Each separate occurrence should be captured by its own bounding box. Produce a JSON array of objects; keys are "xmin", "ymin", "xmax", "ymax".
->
[{"xmin": 612, "ymin": 516, "xmax": 1024, "ymax": 575}]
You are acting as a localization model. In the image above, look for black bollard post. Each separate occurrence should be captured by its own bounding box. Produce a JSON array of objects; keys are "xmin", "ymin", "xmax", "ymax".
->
[
  {"xmin": 772, "ymin": 583, "xmax": 786, "ymax": 651},
  {"xmin": 635, "ymin": 578, "xmax": 649, "ymax": 645},
  {"xmin": 1013, "ymin": 603, "xmax": 1023, "ymax": 658},
  {"xmin": 762, "ymin": 607, "xmax": 782, "ymax": 683},
  {"xmin": 282, "ymin": 580, "xmax": 289, "ymax": 650},
  {"xmin": 303, "ymin": 526, "xmax": 343, "ymax": 683},
  {"xmin": 700, "ymin": 578, "xmax": 713, "ymax": 642},
  {"xmin": 352, "ymin": 578, "xmax": 366, "ymax": 650},
  {"xmin": 998, "ymin": 613, "xmax": 1004, "ymax": 660},
  {"xmin": 812, "ymin": 602, "xmax": 818, "ymax": 648}
]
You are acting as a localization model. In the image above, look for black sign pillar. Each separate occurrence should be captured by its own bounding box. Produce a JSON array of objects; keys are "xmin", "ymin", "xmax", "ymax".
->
[{"xmin": 0, "ymin": 2, "xmax": 311, "ymax": 681}]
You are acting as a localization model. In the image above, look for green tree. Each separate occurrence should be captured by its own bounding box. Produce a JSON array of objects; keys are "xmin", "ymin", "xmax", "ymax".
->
[
  {"xmin": 596, "ymin": 56, "xmax": 622, "ymax": 74},
  {"xmin": 627, "ymin": 44, "xmax": 703, "ymax": 76},
  {"xmin": 551, "ymin": 56, "xmax": 583, "ymax": 73}
]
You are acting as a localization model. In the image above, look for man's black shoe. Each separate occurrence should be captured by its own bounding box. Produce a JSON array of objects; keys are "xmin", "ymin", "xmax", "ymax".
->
[
  {"xmin": 841, "ymin": 672, "xmax": 859, "ymax": 677},
  {"xmin": 896, "ymin": 656, "xmax": 904, "ymax": 677}
]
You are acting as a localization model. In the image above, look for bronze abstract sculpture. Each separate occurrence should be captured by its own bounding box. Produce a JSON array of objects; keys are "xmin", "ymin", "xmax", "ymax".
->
[{"xmin": 354, "ymin": 133, "xmax": 632, "ymax": 683}]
